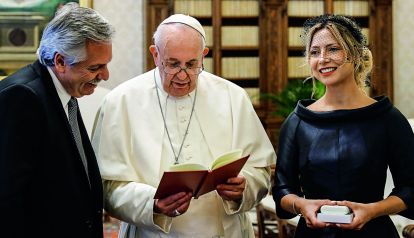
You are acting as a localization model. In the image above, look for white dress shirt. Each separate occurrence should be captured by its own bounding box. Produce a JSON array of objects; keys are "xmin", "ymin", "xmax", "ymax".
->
[{"xmin": 47, "ymin": 67, "xmax": 71, "ymax": 118}]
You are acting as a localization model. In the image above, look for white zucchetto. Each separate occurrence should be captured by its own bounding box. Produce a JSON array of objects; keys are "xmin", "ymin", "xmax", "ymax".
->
[{"xmin": 160, "ymin": 14, "xmax": 206, "ymax": 41}]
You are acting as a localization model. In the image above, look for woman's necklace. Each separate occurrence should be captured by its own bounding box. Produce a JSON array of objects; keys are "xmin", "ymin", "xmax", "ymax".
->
[{"xmin": 154, "ymin": 72, "xmax": 197, "ymax": 165}]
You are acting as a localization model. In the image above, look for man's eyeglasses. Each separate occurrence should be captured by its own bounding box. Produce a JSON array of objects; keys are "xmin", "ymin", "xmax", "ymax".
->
[{"xmin": 161, "ymin": 61, "xmax": 203, "ymax": 76}]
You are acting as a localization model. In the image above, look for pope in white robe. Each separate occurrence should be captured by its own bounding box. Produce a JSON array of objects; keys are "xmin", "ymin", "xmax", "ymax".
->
[{"xmin": 92, "ymin": 14, "xmax": 276, "ymax": 238}]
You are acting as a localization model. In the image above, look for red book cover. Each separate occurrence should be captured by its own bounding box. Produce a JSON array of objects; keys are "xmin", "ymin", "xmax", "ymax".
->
[{"xmin": 154, "ymin": 154, "xmax": 249, "ymax": 199}]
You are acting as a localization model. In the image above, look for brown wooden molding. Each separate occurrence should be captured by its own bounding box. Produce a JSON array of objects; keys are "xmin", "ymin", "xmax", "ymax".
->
[
  {"xmin": 146, "ymin": 0, "xmax": 169, "ymax": 71},
  {"xmin": 369, "ymin": 0, "xmax": 393, "ymax": 100}
]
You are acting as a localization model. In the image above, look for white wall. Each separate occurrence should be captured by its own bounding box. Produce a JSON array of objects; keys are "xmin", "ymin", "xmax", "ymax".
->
[
  {"xmin": 93, "ymin": 0, "xmax": 146, "ymax": 90},
  {"xmin": 389, "ymin": 9, "xmax": 414, "ymax": 232},
  {"xmin": 393, "ymin": 0, "xmax": 414, "ymax": 118},
  {"xmin": 78, "ymin": 0, "xmax": 146, "ymax": 138}
]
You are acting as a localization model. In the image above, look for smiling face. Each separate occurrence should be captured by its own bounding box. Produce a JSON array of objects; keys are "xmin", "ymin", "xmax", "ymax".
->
[
  {"xmin": 150, "ymin": 24, "xmax": 209, "ymax": 97},
  {"xmin": 308, "ymin": 28, "xmax": 354, "ymax": 87},
  {"xmin": 54, "ymin": 40, "xmax": 112, "ymax": 98}
]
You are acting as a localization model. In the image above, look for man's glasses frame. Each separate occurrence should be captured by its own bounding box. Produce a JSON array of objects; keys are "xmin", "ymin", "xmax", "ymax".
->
[{"xmin": 161, "ymin": 61, "xmax": 204, "ymax": 76}]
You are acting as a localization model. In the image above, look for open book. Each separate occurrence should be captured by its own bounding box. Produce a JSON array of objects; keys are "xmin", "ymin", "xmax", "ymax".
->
[{"xmin": 154, "ymin": 149, "xmax": 250, "ymax": 199}]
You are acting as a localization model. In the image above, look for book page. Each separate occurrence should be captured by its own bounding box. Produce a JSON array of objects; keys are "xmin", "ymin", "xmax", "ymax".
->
[
  {"xmin": 211, "ymin": 149, "xmax": 242, "ymax": 170},
  {"xmin": 169, "ymin": 163, "xmax": 207, "ymax": 172},
  {"xmin": 196, "ymin": 154, "xmax": 249, "ymax": 198}
]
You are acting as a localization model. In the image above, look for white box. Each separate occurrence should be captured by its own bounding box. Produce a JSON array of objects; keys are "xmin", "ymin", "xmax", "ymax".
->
[{"xmin": 317, "ymin": 213, "xmax": 354, "ymax": 224}]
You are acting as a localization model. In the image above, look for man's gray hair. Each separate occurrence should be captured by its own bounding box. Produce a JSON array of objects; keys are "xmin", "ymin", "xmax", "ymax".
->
[{"xmin": 38, "ymin": 2, "xmax": 115, "ymax": 66}]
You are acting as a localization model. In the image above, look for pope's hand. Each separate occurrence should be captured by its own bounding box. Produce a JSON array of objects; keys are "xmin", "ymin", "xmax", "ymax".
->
[
  {"xmin": 216, "ymin": 174, "xmax": 246, "ymax": 201},
  {"xmin": 154, "ymin": 192, "xmax": 192, "ymax": 217}
]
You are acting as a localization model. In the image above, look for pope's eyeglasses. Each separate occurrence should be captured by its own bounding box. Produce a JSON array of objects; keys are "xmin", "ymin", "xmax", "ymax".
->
[{"xmin": 161, "ymin": 61, "xmax": 204, "ymax": 76}]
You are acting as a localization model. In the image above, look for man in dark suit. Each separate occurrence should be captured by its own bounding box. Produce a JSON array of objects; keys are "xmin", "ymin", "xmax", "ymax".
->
[{"xmin": 0, "ymin": 3, "xmax": 114, "ymax": 238}]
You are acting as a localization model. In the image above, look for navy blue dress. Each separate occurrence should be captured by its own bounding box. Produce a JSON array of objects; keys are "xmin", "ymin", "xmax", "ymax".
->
[{"xmin": 272, "ymin": 96, "xmax": 414, "ymax": 238}]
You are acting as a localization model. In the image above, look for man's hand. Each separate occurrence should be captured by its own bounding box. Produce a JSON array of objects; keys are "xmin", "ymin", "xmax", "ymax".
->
[
  {"xmin": 154, "ymin": 192, "xmax": 192, "ymax": 217},
  {"xmin": 216, "ymin": 174, "xmax": 246, "ymax": 201}
]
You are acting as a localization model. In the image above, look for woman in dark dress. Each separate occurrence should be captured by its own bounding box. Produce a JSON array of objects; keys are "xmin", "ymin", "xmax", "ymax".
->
[{"xmin": 272, "ymin": 15, "xmax": 414, "ymax": 238}]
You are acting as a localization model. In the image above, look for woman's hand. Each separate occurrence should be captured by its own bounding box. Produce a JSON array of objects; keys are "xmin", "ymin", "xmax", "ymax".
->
[
  {"xmin": 335, "ymin": 196, "xmax": 407, "ymax": 230},
  {"xmin": 296, "ymin": 198, "xmax": 336, "ymax": 229},
  {"xmin": 334, "ymin": 200, "xmax": 375, "ymax": 230}
]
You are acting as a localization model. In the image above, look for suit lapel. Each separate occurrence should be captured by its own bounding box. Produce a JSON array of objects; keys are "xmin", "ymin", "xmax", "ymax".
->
[
  {"xmin": 36, "ymin": 61, "xmax": 95, "ymax": 191},
  {"xmin": 78, "ymin": 110, "xmax": 103, "ymax": 195}
]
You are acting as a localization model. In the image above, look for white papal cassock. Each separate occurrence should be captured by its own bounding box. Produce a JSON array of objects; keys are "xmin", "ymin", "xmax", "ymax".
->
[{"xmin": 92, "ymin": 68, "xmax": 276, "ymax": 238}]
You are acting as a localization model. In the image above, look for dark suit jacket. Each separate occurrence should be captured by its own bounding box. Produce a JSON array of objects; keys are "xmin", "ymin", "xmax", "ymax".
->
[{"xmin": 0, "ymin": 61, "xmax": 103, "ymax": 238}]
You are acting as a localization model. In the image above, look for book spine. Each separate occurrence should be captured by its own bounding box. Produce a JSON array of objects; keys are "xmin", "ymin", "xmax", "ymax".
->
[
  {"xmin": 204, "ymin": 26, "xmax": 213, "ymax": 47},
  {"xmin": 203, "ymin": 57, "xmax": 213, "ymax": 73},
  {"xmin": 221, "ymin": 26, "xmax": 259, "ymax": 47},
  {"xmin": 222, "ymin": 57, "xmax": 260, "ymax": 78},
  {"xmin": 288, "ymin": 57, "xmax": 309, "ymax": 78},
  {"xmin": 193, "ymin": 172, "xmax": 210, "ymax": 199},
  {"xmin": 174, "ymin": 0, "xmax": 212, "ymax": 17},
  {"xmin": 288, "ymin": 27, "xmax": 304, "ymax": 47},
  {"xmin": 288, "ymin": 1, "xmax": 324, "ymax": 17},
  {"xmin": 221, "ymin": 0, "xmax": 259, "ymax": 17},
  {"xmin": 333, "ymin": 0, "xmax": 369, "ymax": 16}
]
